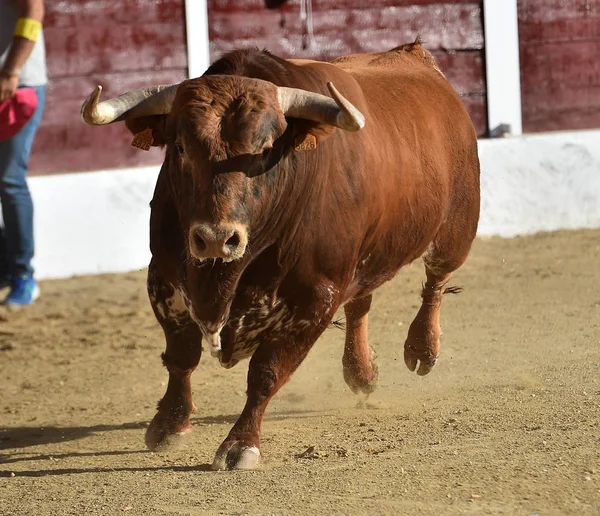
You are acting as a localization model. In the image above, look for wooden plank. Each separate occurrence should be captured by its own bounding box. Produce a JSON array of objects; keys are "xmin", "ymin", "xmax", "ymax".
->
[
  {"xmin": 518, "ymin": 0, "xmax": 598, "ymax": 22},
  {"xmin": 522, "ymin": 84, "xmax": 600, "ymax": 119},
  {"xmin": 45, "ymin": 23, "xmax": 187, "ymax": 78},
  {"xmin": 29, "ymin": 69, "xmax": 186, "ymax": 176},
  {"xmin": 433, "ymin": 50, "xmax": 486, "ymax": 95},
  {"xmin": 209, "ymin": 5, "xmax": 483, "ymax": 51},
  {"xmin": 520, "ymin": 41, "xmax": 600, "ymax": 89},
  {"xmin": 519, "ymin": 18, "xmax": 600, "ymax": 44},
  {"xmin": 208, "ymin": 0, "xmax": 479, "ymax": 12},
  {"xmin": 518, "ymin": 0, "xmax": 600, "ymax": 44},
  {"xmin": 458, "ymin": 95, "xmax": 487, "ymax": 137},
  {"xmin": 523, "ymin": 103, "xmax": 600, "ymax": 133},
  {"xmin": 29, "ymin": 124, "xmax": 165, "ymax": 176},
  {"xmin": 521, "ymin": 82, "xmax": 600, "ymax": 131},
  {"xmin": 518, "ymin": 3, "xmax": 600, "ymax": 132},
  {"xmin": 44, "ymin": 0, "xmax": 185, "ymax": 28}
]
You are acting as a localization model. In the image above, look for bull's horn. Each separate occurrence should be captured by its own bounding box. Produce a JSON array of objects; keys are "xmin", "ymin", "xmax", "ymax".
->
[
  {"xmin": 277, "ymin": 82, "xmax": 365, "ymax": 131},
  {"xmin": 81, "ymin": 84, "xmax": 180, "ymax": 125}
]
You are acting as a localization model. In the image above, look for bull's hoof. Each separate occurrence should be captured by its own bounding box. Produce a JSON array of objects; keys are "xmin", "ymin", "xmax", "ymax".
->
[
  {"xmin": 403, "ymin": 341, "xmax": 438, "ymax": 376},
  {"xmin": 342, "ymin": 347, "xmax": 379, "ymax": 395},
  {"xmin": 343, "ymin": 359, "xmax": 379, "ymax": 395},
  {"xmin": 145, "ymin": 414, "xmax": 192, "ymax": 451},
  {"xmin": 404, "ymin": 317, "xmax": 441, "ymax": 376},
  {"xmin": 211, "ymin": 444, "xmax": 261, "ymax": 471}
]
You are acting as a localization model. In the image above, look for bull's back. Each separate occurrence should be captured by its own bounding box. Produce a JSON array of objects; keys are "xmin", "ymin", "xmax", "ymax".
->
[
  {"xmin": 341, "ymin": 51, "xmax": 477, "ymax": 223},
  {"xmin": 331, "ymin": 46, "xmax": 479, "ymax": 292}
]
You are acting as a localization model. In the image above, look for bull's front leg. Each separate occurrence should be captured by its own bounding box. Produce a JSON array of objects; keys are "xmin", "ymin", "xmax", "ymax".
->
[
  {"xmin": 342, "ymin": 294, "xmax": 379, "ymax": 395},
  {"xmin": 212, "ymin": 304, "xmax": 334, "ymax": 470},
  {"xmin": 145, "ymin": 260, "xmax": 203, "ymax": 451}
]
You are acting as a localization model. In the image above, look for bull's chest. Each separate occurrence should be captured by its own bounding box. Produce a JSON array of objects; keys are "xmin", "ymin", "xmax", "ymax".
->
[
  {"xmin": 182, "ymin": 291, "xmax": 308, "ymax": 369},
  {"xmin": 216, "ymin": 295, "xmax": 304, "ymax": 368}
]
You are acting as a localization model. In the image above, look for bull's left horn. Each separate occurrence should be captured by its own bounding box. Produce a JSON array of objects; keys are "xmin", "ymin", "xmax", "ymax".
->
[
  {"xmin": 81, "ymin": 84, "xmax": 180, "ymax": 125},
  {"xmin": 277, "ymin": 82, "xmax": 365, "ymax": 131}
]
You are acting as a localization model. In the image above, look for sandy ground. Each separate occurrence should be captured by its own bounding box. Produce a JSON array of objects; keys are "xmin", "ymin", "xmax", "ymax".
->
[{"xmin": 0, "ymin": 229, "xmax": 599, "ymax": 516}]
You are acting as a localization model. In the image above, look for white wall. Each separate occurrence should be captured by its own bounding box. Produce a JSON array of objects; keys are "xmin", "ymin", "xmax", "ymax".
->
[
  {"xmin": 29, "ymin": 166, "xmax": 160, "ymax": 279},
  {"xmin": 28, "ymin": 130, "xmax": 600, "ymax": 279},
  {"xmin": 478, "ymin": 130, "xmax": 600, "ymax": 236}
]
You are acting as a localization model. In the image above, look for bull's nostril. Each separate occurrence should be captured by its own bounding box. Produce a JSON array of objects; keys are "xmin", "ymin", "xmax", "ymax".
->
[
  {"xmin": 226, "ymin": 232, "xmax": 241, "ymax": 248},
  {"xmin": 194, "ymin": 233, "xmax": 207, "ymax": 252}
]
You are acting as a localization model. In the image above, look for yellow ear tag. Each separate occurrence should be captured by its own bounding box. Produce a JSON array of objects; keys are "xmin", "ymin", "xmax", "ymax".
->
[
  {"xmin": 294, "ymin": 134, "xmax": 317, "ymax": 152},
  {"xmin": 131, "ymin": 128, "xmax": 154, "ymax": 151}
]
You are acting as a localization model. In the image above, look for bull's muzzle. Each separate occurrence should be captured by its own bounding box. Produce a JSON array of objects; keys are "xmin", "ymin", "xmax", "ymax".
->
[{"xmin": 188, "ymin": 222, "xmax": 248, "ymax": 262}]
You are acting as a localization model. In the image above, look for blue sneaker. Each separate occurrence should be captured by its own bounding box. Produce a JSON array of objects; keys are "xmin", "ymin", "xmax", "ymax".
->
[{"xmin": 3, "ymin": 275, "xmax": 40, "ymax": 306}]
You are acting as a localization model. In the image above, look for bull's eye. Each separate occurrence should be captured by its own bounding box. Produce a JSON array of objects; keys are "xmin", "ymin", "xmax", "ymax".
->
[{"xmin": 175, "ymin": 144, "xmax": 184, "ymax": 155}]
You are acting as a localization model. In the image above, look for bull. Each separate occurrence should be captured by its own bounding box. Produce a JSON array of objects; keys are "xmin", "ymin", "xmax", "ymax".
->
[{"xmin": 81, "ymin": 41, "xmax": 480, "ymax": 470}]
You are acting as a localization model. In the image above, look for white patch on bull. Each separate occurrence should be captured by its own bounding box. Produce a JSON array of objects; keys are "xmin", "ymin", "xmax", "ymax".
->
[
  {"xmin": 323, "ymin": 284, "xmax": 338, "ymax": 318},
  {"xmin": 206, "ymin": 331, "xmax": 222, "ymax": 357},
  {"xmin": 220, "ymin": 294, "xmax": 301, "ymax": 369},
  {"xmin": 148, "ymin": 277, "xmax": 191, "ymax": 326},
  {"xmin": 152, "ymin": 297, "xmax": 166, "ymax": 319},
  {"xmin": 423, "ymin": 243, "xmax": 445, "ymax": 275},
  {"xmin": 165, "ymin": 287, "xmax": 189, "ymax": 315},
  {"xmin": 360, "ymin": 253, "xmax": 372, "ymax": 268},
  {"xmin": 146, "ymin": 268, "xmax": 163, "ymax": 318}
]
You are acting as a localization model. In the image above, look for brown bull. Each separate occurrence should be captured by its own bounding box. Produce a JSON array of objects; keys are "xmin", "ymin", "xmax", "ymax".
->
[{"xmin": 81, "ymin": 41, "xmax": 480, "ymax": 470}]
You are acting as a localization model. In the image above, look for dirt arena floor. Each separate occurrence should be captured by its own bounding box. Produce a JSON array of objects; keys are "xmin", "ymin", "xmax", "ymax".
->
[{"xmin": 0, "ymin": 229, "xmax": 599, "ymax": 515}]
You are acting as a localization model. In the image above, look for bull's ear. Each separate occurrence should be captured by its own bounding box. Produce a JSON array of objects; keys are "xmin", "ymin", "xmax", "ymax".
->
[
  {"xmin": 293, "ymin": 120, "xmax": 336, "ymax": 148},
  {"xmin": 124, "ymin": 115, "xmax": 168, "ymax": 148}
]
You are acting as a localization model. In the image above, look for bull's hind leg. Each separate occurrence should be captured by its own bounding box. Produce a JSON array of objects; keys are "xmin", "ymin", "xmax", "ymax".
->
[
  {"xmin": 403, "ymin": 268, "xmax": 453, "ymax": 375},
  {"xmin": 404, "ymin": 200, "xmax": 478, "ymax": 375},
  {"xmin": 342, "ymin": 295, "xmax": 378, "ymax": 394},
  {"xmin": 145, "ymin": 260, "xmax": 202, "ymax": 451}
]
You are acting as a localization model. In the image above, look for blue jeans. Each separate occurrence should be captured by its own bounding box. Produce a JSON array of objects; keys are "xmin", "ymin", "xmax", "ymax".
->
[{"xmin": 0, "ymin": 85, "xmax": 45, "ymax": 277}]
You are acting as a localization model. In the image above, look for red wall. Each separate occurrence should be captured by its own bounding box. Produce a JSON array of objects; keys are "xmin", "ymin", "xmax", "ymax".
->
[
  {"xmin": 30, "ymin": 0, "xmax": 486, "ymax": 176},
  {"xmin": 30, "ymin": 0, "xmax": 188, "ymax": 176},
  {"xmin": 208, "ymin": 0, "xmax": 487, "ymax": 136},
  {"xmin": 518, "ymin": 0, "xmax": 600, "ymax": 132}
]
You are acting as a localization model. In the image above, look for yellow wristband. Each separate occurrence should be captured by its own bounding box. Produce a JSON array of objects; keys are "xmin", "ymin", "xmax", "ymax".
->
[{"xmin": 14, "ymin": 17, "xmax": 42, "ymax": 43}]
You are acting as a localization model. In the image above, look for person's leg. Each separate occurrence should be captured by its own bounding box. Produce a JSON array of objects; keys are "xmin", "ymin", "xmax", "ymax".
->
[
  {"xmin": 0, "ymin": 226, "xmax": 10, "ymax": 287},
  {"xmin": 0, "ymin": 85, "xmax": 45, "ymax": 303}
]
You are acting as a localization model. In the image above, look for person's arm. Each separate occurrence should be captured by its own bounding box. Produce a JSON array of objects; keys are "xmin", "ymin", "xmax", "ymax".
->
[{"xmin": 0, "ymin": 0, "xmax": 45, "ymax": 102}]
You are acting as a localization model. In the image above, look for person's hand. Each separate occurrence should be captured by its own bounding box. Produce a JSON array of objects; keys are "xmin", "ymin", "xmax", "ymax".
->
[{"xmin": 0, "ymin": 71, "xmax": 19, "ymax": 102}]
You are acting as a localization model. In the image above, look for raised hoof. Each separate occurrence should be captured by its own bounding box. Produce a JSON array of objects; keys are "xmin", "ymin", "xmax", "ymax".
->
[
  {"xmin": 145, "ymin": 415, "xmax": 192, "ymax": 452},
  {"xmin": 211, "ymin": 444, "xmax": 261, "ymax": 471},
  {"xmin": 403, "ymin": 344, "xmax": 438, "ymax": 376}
]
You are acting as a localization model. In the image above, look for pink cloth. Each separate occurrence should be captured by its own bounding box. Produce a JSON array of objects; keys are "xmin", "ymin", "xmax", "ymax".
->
[{"xmin": 0, "ymin": 87, "xmax": 38, "ymax": 141}]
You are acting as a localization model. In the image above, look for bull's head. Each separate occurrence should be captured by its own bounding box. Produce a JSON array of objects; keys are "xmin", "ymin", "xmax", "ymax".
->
[{"xmin": 81, "ymin": 76, "xmax": 364, "ymax": 263}]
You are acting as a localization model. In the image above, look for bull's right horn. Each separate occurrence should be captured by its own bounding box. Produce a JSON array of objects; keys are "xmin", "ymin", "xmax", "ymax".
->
[
  {"xmin": 277, "ymin": 82, "xmax": 365, "ymax": 132},
  {"xmin": 81, "ymin": 84, "xmax": 180, "ymax": 125}
]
